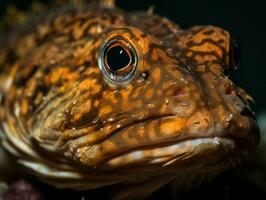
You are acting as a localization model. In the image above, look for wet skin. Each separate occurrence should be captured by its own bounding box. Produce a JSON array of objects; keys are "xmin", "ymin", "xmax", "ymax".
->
[{"xmin": 0, "ymin": 1, "xmax": 260, "ymax": 198}]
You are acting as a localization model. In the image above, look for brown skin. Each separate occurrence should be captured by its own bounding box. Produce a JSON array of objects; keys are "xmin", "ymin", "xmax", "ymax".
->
[{"xmin": 0, "ymin": 0, "xmax": 260, "ymax": 198}]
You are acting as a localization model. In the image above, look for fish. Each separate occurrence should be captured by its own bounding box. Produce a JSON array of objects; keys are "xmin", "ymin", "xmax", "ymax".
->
[{"xmin": 0, "ymin": 0, "xmax": 260, "ymax": 199}]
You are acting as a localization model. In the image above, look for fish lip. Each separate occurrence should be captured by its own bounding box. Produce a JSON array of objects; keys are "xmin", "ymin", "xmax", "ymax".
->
[
  {"xmin": 95, "ymin": 112, "xmax": 260, "ymax": 169},
  {"xmin": 100, "ymin": 136, "xmax": 239, "ymax": 170}
]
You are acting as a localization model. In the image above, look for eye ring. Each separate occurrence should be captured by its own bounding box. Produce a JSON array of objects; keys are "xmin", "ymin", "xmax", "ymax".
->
[{"xmin": 98, "ymin": 37, "xmax": 138, "ymax": 86}]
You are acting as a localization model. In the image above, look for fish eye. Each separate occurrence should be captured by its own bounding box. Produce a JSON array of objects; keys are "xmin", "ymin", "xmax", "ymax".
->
[
  {"xmin": 229, "ymin": 39, "xmax": 241, "ymax": 69},
  {"xmin": 98, "ymin": 37, "xmax": 138, "ymax": 86}
]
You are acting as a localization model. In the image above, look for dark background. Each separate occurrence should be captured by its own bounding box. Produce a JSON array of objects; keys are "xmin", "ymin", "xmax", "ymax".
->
[
  {"xmin": 120, "ymin": 0, "xmax": 266, "ymax": 115},
  {"xmin": 0, "ymin": 0, "xmax": 266, "ymax": 199},
  {"xmin": 0, "ymin": 0, "xmax": 265, "ymax": 113}
]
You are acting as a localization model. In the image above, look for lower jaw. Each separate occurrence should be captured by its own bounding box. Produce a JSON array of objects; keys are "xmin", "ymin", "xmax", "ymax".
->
[
  {"xmin": 103, "ymin": 137, "xmax": 236, "ymax": 170},
  {"xmin": 102, "ymin": 137, "xmax": 240, "ymax": 173}
]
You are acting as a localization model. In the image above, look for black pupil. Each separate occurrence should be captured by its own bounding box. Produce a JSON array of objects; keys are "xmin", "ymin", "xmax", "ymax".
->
[{"xmin": 106, "ymin": 45, "xmax": 131, "ymax": 72}]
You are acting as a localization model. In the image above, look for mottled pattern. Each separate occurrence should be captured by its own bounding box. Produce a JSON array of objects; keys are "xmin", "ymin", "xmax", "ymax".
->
[{"xmin": 0, "ymin": 1, "xmax": 259, "ymax": 199}]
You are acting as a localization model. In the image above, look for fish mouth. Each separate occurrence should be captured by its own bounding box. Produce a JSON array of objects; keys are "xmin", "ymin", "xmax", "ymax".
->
[
  {"xmin": 99, "ymin": 112, "xmax": 257, "ymax": 154},
  {"xmin": 94, "ymin": 110, "xmax": 259, "ymax": 172},
  {"xmin": 101, "ymin": 137, "xmax": 239, "ymax": 174},
  {"xmin": 63, "ymin": 103, "xmax": 259, "ymax": 173}
]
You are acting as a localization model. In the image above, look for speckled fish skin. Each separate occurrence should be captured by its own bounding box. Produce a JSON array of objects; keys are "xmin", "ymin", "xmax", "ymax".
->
[{"xmin": 0, "ymin": 0, "xmax": 260, "ymax": 198}]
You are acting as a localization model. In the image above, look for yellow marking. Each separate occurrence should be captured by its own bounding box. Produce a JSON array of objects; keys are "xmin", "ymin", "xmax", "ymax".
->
[
  {"xmin": 121, "ymin": 86, "xmax": 133, "ymax": 110},
  {"xmin": 151, "ymin": 48, "xmax": 174, "ymax": 64},
  {"xmin": 132, "ymin": 87, "xmax": 141, "ymax": 99},
  {"xmin": 191, "ymin": 42, "xmax": 223, "ymax": 58},
  {"xmin": 46, "ymin": 67, "xmax": 78, "ymax": 84},
  {"xmin": 34, "ymin": 91, "xmax": 43, "ymax": 105},
  {"xmin": 194, "ymin": 54, "xmax": 217, "ymax": 64},
  {"xmin": 151, "ymin": 50, "xmax": 159, "ymax": 61},
  {"xmin": 94, "ymin": 100, "xmax": 100, "ymax": 107},
  {"xmin": 186, "ymin": 51, "xmax": 193, "ymax": 57},
  {"xmin": 145, "ymin": 88, "xmax": 154, "ymax": 100},
  {"xmin": 152, "ymin": 68, "xmax": 161, "ymax": 85},
  {"xmin": 84, "ymin": 67, "xmax": 99, "ymax": 76},
  {"xmin": 160, "ymin": 118, "xmax": 185, "ymax": 136},
  {"xmin": 134, "ymin": 100, "xmax": 142, "ymax": 108},
  {"xmin": 103, "ymin": 91, "xmax": 118, "ymax": 104},
  {"xmin": 72, "ymin": 21, "xmax": 86, "ymax": 40},
  {"xmin": 87, "ymin": 24, "xmax": 103, "ymax": 35},
  {"xmin": 157, "ymin": 90, "xmax": 162, "ymax": 96},
  {"xmin": 21, "ymin": 99, "xmax": 29, "ymax": 114},
  {"xmin": 147, "ymin": 120, "xmax": 156, "ymax": 139},
  {"xmin": 25, "ymin": 80, "xmax": 37, "ymax": 96},
  {"xmin": 98, "ymin": 0, "xmax": 116, "ymax": 8},
  {"xmin": 71, "ymin": 100, "xmax": 91, "ymax": 122},
  {"xmin": 79, "ymin": 79, "xmax": 101, "ymax": 94},
  {"xmin": 99, "ymin": 105, "xmax": 112, "ymax": 116}
]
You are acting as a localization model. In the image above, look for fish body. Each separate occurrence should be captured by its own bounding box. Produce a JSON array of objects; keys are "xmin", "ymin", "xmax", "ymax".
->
[{"xmin": 0, "ymin": 0, "xmax": 259, "ymax": 199}]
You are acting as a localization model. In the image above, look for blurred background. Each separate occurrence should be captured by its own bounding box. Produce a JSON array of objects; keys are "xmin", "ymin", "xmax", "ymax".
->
[
  {"xmin": 0, "ymin": 0, "xmax": 266, "ymax": 199},
  {"xmin": 0, "ymin": 0, "xmax": 265, "ymax": 113}
]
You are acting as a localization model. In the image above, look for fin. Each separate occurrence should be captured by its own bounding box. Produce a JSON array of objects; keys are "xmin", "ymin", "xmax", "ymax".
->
[
  {"xmin": 147, "ymin": 5, "xmax": 156, "ymax": 15},
  {"xmin": 89, "ymin": 0, "xmax": 116, "ymax": 7},
  {"xmin": 0, "ymin": 5, "xmax": 27, "ymax": 32},
  {"xmin": 238, "ymin": 87, "xmax": 254, "ymax": 103},
  {"xmin": 100, "ymin": 0, "xmax": 116, "ymax": 8},
  {"xmin": 0, "ymin": 1, "xmax": 48, "ymax": 33},
  {"xmin": 66, "ymin": 0, "xmax": 116, "ymax": 7},
  {"xmin": 0, "ymin": 0, "xmax": 117, "ymax": 32}
]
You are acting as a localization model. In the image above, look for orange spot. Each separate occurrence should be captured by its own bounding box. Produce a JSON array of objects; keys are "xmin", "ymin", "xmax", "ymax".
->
[
  {"xmin": 103, "ymin": 91, "xmax": 117, "ymax": 104},
  {"xmin": 134, "ymin": 100, "xmax": 142, "ymax": 108},
  {"xmin": 132, "ymin": 87, "xmax": 141, "ymax": 99},
  {"xmin": 94, "ymin": 100, "xmax": 100, "ymax": 107},
  {"xmin": 34, "ymin": 92, "xmax": 43, "ymax": 105},
  {"xmin": 148, "ymin": 120, "xmax": 156, "ymax": 138},
  {"xmin": 99, "ymin": 105, "xmax": 112, "ymax": 116},
  {"xmin": 84, "ymin": 67, "xmax": 99, "ymax": 76},
  {"xmin": 71, "ymin": 100, "xmax": 91, "ymax": 122},
  {"xmin": 79, "ymin": 79, "xmax": 101, "ymax": 94},
  {"xmin": 46, "ymin": 67, "xmax": 78, "ymax": 86},
  {"xmin": 25, "ymin": 80, "xmax": 36, "ymax": 97},
  {"xmin": 191, "ymin": 42, "xmax": 223, "ymax": 58},
  {"xmin": 121, "ymin": 86, "xmax": 133, "ymax": 110},
  {"xmin": 194, "ymin": 54, "xmax": 217, "ymax": 64},
  {"xmin": 145, "ymin": 88, "xmax": 154, "ymax": 100},
  {"xmin": 21, "ymin": 99, "xmax": 29, "ymax": 114},
  {"xmin": 186, "ymin": 51, "xmax": 193, "ymax": 57},
  {"xmin": 160, "ymin": 118, "xmax": 185, "ymax": 135},
  {"xmin": 151, "ymin": 50, "xmax": 159, "ymax": 61},
  {"xmin": 152, "ymin": 68, "xmax": 161, "ymax": 84}
]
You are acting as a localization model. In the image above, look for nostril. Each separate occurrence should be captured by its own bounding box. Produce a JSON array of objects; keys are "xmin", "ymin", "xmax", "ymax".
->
[{"xmin": 241, "ymin": 107, "xmax": 255, "ymax": 119}]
